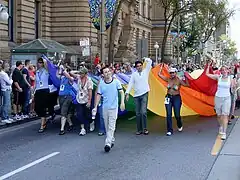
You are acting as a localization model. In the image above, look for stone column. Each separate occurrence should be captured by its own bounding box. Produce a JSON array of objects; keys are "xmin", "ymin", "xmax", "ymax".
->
[
  {"xmin": 51, "ymin": 0, "xmax": 98, "ymax": 57},
  {"xmin": 16, "ymin": 0, "xmax": 36, "ymax": 43},
  {"xmin": 41, "ymin": 0, "xmax": 51, "ymax": 39}
]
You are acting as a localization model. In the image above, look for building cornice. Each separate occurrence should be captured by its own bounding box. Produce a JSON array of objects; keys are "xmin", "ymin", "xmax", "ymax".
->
[{"xmin": 134, "ymin": 15, "xmax": 152, "ymax": 29}]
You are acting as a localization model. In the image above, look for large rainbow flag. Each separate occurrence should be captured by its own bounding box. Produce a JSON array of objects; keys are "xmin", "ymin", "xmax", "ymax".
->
[
  {"xmin": 43, "ymin": 55, "xmax": 217, "ymax": 117},
  {"xmin": 109, "ymin": 65, "xmax": 217, "ymax": 117}
]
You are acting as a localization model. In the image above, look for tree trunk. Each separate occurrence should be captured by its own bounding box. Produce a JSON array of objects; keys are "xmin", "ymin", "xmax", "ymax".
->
[
  {"xmin": 108, "ymin": 0, "xmax": 125, "ymax": 65},
  {"xmin": 161, "ymin": 17, "xmax": 168, "ymax": 62},
  {"xmin": 108, "ymin": 23, "xmax": 116, "ymax": 65},
  {"xmin": 161, "ymin": 15, "xmax": 175, "ymax": 62}
]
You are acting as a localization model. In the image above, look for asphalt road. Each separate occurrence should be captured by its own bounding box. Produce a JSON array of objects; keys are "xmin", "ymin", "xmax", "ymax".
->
[{"xmin": 0, "ymin": 114, "xmax": 237, "ymax": 180}]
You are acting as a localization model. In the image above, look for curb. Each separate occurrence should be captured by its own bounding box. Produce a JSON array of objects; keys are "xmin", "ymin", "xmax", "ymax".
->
[{"xmin": 0, "ymin": 117, "xmax": 40, "ymax": 130}]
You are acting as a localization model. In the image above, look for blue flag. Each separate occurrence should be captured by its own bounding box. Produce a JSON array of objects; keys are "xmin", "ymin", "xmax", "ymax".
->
[
  {"xmin": 41, "ymin": 55, "xmax": 78, "ymax": 104},
  {"xmin": 41, "ymin": 55, "xmax": 61, "ymax": 88}
]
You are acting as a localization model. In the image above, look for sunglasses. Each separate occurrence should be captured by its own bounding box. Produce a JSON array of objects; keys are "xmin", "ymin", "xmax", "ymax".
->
[{"xmin": 38, "ymin": 62, "xmax": 44, "ymax": 64}]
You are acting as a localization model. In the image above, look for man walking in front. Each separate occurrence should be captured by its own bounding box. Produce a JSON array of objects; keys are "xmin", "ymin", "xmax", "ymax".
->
[
  {"xmin": 93, "ymin": 66, "xmax": 125, "ymax": 152},
  {"xmin": 125, "ymin": 58, "xmax": 152, "ymax": 135}
]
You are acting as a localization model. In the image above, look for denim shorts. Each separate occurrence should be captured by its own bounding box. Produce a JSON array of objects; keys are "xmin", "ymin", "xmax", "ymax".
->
[{"xmin": 214, "ymin": 96, "xmax": 231, "ymax": 116}]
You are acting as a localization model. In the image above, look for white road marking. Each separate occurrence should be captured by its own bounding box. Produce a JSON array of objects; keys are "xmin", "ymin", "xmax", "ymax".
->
[
  {"xmin": 0, "ymin": 152, "xmax": 60, "ymax": 180},
  {"xmin": 128, "ymin": 116, "xmax": 136, "ymax": 120}
]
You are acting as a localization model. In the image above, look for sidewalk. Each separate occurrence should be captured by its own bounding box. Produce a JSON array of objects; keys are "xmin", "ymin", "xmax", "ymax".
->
[{"xmin": 207, "ymin": 119, "xmax": 240, "ymax": 180}]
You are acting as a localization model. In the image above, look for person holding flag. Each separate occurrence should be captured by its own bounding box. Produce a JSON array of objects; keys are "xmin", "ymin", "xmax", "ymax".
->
[
  {"xmin": 35, "ymin": 58, "xmax": 50, "ymax": 133},
  {"xmin": 72, "ymin": 67, "xmax": 94, "ymax": 136},
  {"xmin": 57, "ymin": 65, "xmax": 74, "ymax": 135}
]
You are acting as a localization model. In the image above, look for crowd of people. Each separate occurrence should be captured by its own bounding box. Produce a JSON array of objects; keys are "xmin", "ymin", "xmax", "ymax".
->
[
  {"xmin": 0, "ymin": 60, "xmax": 36, "ymax": 125},
  {"xmin": 0, "ymin": 55, "xmax": 239, "ymax": 152}
]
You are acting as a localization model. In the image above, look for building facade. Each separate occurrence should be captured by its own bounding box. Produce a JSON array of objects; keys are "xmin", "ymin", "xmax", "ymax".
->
[{"xmin": 0, "ymin": 0, "xmax": 170, "ymax": 63}]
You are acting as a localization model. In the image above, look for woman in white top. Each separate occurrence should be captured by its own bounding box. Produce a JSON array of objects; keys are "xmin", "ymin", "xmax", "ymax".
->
[
  {"xmin": 74, "ymin": 67, "xmax": 94, "ymax": 136},
  {"xmin": 206, "ymin": 61, "xmax": 234, "ymax": 140}
]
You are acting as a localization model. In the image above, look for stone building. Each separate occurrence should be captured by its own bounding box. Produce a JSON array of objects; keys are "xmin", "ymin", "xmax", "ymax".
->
[{"xmin": 0, "ymin": 0, "xmax": 171, "ymax": 63}]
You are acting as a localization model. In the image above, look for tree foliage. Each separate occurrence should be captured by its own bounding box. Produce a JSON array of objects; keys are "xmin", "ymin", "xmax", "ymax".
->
[
  {"xmin": 155, "ymin": 0, "xmax": 234, "ymax": 61},
  {"xmin": 219, "ymin": 34, "xmax": 237, "ymax": 58}
]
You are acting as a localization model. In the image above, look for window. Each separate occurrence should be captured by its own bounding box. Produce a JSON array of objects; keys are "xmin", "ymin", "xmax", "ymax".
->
[
  {"xmin": 35, "ymin": 1, "xmax": 40, "ymax": 39},
  {"xmin": 142, "ymin": 1, "xmax": 145, "ymax": 17},
  {"xmin": 148, "ymin": 0, "xmax": 151, "ymax": 19},
  {"xmin": 8, "ymin": 0, "xmax": 14, "ymax": 41},
  {"xmin": 142, "ymin": 30, "xmax": 146, "ymax": 39}
]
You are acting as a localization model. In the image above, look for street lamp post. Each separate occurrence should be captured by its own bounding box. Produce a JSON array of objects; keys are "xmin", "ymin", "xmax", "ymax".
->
[
  {"xmin": 154, "ymin": 42, "xmax": 159, "ymax": 64},
  {"xmin": 0, "ymin": 4, "xmax": 9, "ymax": 22},
  {"xmin": 212, "ymin": 27, "xmax": 216, "ymax": 58}
]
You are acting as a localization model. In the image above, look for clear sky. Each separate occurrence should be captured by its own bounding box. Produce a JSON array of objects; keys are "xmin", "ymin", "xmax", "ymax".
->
[{"xmin": 229, "ymin": 0, "xmax": 240, "ymax": 58}]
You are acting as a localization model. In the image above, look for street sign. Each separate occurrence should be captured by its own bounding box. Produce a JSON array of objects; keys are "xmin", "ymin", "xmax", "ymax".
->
[
  {"xmin": 82, "ymin": 47, "xmax": 90, "ymax": 56},
  {"xmin": 79, "ymin": 38, "xmax": 89, "ymax": 47}
]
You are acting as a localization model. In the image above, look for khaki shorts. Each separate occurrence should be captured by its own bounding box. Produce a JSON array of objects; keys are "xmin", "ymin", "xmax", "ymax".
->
[{"xmin": 215, "ymin": 96, "xmax": 231, "ymax": 116}]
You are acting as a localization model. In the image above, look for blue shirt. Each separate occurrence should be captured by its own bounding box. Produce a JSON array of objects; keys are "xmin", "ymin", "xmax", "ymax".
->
[
  {"xmin": 59, "ymin": 76, "xmax": 72, "ymax": 96},
  {"xmin": 35, "ymin": 68, "xmax": 49, "ymax": 90},
  {"xmin": 97, "ymin": 78, "xmax": 122, "ymax": 109}
]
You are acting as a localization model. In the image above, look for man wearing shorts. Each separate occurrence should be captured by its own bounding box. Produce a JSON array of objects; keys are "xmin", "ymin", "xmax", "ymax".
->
[{"xmin": 12, "ymin": 61, "xmax": 25, "ymax": 121}]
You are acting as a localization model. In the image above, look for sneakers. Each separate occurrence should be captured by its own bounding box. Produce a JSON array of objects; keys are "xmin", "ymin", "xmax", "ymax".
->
[
  {"xmin": 98, "ymin": 132, "xmax": 105, "ymax": 136},
  {"xmin": 14, "ymin": 115, "xmax": 22, "ymax": 121},
  {"xmin": 79, "ymin": 128, "xmax": 86, "ymax": 136},
  {"xmin": 166, "ymin": 132, "xmax": 172, "ymax": 136},
  {"xmin": 219, "ymin": 126, "xmax": 224, "ymax": 135},
  {"xmin": 21, "ymin": 115, "xmax": 29, "ymax": 119},
  {"xmin": 2, "ymin": 119, "xmax": 13, "ymax": 124},
  {"xmin": 90, "ymin": 122, "xmax": 95, "ymax": 132},
  {"xmin": 178, "ymin": 127, "xmax": 183, "ymax": 132},
  {"xmin": 104, "ymin": 145, "xmax": 111, "ymax": 152},
  {"xmin": 221, "ymin": 133, "xmax": 227, "ymax": 140}
]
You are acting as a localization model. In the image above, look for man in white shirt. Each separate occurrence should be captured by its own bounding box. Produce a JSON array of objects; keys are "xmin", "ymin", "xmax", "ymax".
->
[
  {"xmin": 0, "ymin": 62, "xmax": 14, "ymax": 124},
  {"xmin": 125, "ymin": 58, "xmax": 152, "ymax": 135}
]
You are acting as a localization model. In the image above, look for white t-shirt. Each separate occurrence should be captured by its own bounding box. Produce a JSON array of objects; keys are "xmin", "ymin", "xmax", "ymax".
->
[{"xmin": 76, "ymin": 77, "xmax": 93, "ymax": 104}]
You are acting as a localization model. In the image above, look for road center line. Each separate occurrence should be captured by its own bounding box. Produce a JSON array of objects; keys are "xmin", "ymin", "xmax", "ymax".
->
[{"xmin": 0, "ymin": 152, "xmax": 60, "ymax": 180}]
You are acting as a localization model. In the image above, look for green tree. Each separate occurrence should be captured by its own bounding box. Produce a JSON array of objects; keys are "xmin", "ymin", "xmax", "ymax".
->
[
  {"xmin": 155, "ymin": 0, "xmax": 194, "ymax": 61},
  {"xmin": 155, "ymin": 0, "xmax": 234, "ymax": 61},
  {"xmin": 219, "ymin": 34, "xmax": 238, "ymax": 58}
]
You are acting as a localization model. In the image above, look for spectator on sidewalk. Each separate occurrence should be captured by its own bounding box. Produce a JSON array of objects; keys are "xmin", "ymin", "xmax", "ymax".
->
[
  {"xmin": 0, "ymin": 61, "xmax": 14, "ymax": 124},
  {"xmin": 22, "ymin": 59, "xmax": 31, "ymax": 119},
  {"xmin": 28, "ymin": 65, "xmax": 36, "ymax": 116},
  {"xmin": 12, "ymin": 61, "xmax": 25, "ymax": 121},
  {"xmin": 94, "ymin": 53, "xmax": 100, "ymax": 66}
]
